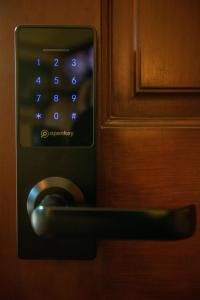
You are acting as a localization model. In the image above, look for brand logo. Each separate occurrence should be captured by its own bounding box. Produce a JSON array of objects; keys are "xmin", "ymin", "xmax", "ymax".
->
[
  {"xmin": 41, "ymin": 129, "xmax": 49, "ymax": 139},
  {"xmin": 40, "ymin": 129, "xmax": 74, "ymax": 139}
]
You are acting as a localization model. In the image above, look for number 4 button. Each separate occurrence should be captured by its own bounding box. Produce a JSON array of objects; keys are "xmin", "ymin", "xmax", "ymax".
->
[{"xmin": 35, "ymin": 76, "xmax": 41, "ymax": 85}]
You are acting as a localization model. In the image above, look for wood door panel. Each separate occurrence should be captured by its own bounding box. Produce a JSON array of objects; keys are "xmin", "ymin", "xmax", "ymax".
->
[
  {"xmin": 139, "ymin": 0, "xmax": 200, "ymax": 90},
  {"xmin": 0, "ymin": 0, "xmax": 199, "ymax": 300},
  {"xmin": 101, "ymin": 0, "xmax": 200, "ymax": 124},
  {"xmin": 98, "ymin": 127, "xmax": 200, "ymax": 300},
  {"xmin": 98, "ymin": 240, "xmax": 199, "ymax": 300},
  {"xmin": 0, "ymin": 258, "xmax": 104, "ymax": 300},
  {"xmin": 99, "ymin": 128, "xmax": 200, "ymax": 209},
  {"xmin": 0, "ymin": 1, "xmax": 101, "ymax": 300}
]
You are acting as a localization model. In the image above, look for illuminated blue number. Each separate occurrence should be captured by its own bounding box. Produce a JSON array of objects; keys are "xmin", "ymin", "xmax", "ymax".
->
[
  {"xmin": 36, "ymin": 94, "xmax": 42, "ymax": 102},
  {"xmin": 71, "ymin": 112, "xmax": 77, "ymax": 120},
  {"xmin": 71, "ymin": 76, "xmax": 77, "ymax": 85},
  {"xmin": 54, "ymin": 58, "xmax": 59, "ymax": 67},
  {"xmin": 71, "ymin": 94, "xmax": 77, "ymax": 102},
  {"xmin": 36, "ymin": 58, "xmax": 40, "ymax": 66},
  {"xmin": 53, "ymin": 94, "xmax": 59, "ymax": 102},
  {"xmin": 54, "ymin": 112, "xmax": 59, "ymax": 120},
  {"xmin": 35, "ymin": 76, "xmax": 41, "ymax": 85},
  {"xmin": 54, "ymin": 76, "xmax": 59, "ymax": 85},
  {"xmin": 72, "ymin": 58, "xmax": 77, "ymax": 67}
]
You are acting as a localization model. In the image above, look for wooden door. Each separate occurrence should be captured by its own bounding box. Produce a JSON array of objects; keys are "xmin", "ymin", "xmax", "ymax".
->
[{"xmin": 1, "ymin": 0, "xmax": 200, "ymax": 299}]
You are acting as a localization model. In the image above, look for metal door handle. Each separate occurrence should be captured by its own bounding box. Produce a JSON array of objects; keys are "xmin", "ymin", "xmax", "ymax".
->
[{"xmin": 27, "ymin": 177, "xmax": 196, "ymax": 240}]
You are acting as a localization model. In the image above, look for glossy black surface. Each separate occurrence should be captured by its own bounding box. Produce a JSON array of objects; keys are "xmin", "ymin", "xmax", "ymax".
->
[
  {"xmin": 30, "ymin": 196, "xmax": 196, "ymax": 240},
  {"xmin": 16, "ymin": 26, "xmax": 94, "ymax": 147},
  {"xmin": 15, "ymin": 26, "xmax": 96, "ymax": 259}
]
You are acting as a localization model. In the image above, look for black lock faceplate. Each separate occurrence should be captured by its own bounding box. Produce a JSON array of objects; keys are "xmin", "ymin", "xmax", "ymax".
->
[{"xmin": 15, "ymin": 25, "xmax": 96, "ymax": 259}]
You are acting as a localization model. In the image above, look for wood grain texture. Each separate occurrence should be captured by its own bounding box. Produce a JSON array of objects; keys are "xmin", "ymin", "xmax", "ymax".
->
[
  {"xmin": 98, "ymin": 127, "xmax": 200, "ymax": 300},
  {"xmin": 101, "ymin": 0, "xmax": 200, "ymax": 125},
  {"xmin": 1, "ymin": 0, "xmax": 200, "ymax": 300},
  {"xmin": 0, "ymin": 1, "xmax": 102, "ymax": 300},
  {"xmin": 138, "ymin": 0, "xmax": 200, "ymax": 90}
]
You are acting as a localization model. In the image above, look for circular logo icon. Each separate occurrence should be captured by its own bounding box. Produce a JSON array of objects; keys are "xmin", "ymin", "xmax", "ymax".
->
[{"xmin": 41, "ymin": 129, "xmax": 49, "ymax": 139}]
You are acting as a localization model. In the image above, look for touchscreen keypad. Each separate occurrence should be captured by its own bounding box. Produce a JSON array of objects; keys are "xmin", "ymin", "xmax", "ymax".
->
[{"xmin": 17, "ymin": 27, "xmax": 94, "ymax": 147}]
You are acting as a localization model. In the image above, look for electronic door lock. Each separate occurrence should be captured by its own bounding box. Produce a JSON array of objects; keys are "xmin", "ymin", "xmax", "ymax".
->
[
  {"xmin": 15, "ymin": 25, "xmax": 196, "ymax": 260},
  {"xmin": 15, "ymin": 25, "xmax": 97, "ymax": 259}
]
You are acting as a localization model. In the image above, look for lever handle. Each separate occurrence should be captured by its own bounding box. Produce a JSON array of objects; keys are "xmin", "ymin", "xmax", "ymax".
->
[
  {"xmin": 27, "ymin": 178, "xmax": 196, "ymax": 241},
  {"xmin": 30, "ymin": 196, "xmax": 196, "ymax": 240}
]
